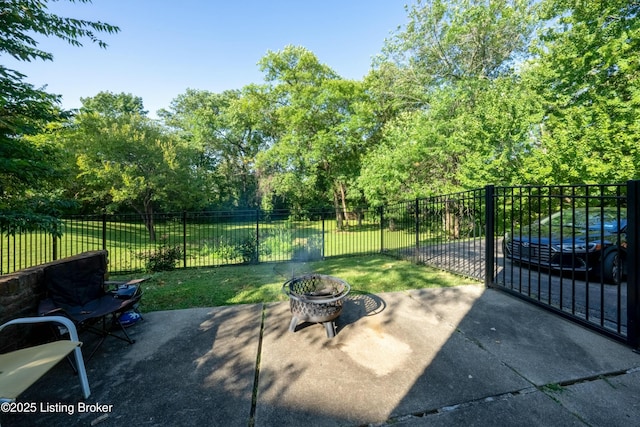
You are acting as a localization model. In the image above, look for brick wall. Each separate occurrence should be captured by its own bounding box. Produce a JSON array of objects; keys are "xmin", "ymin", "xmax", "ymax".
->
[{"xmin": 0, "ymin": 250, "xmax": 108, "ymax": 352}]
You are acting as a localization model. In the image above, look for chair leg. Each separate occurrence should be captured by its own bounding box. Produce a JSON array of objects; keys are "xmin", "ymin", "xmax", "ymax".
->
[
  {"xmin": 111, "ymin": 315, "xmax": 135, "ymax": 344},
  {"xmin": 81, "ymin": 314, "xmax": 135, "ymax": 361},
  {"xmin": 72, "ymin": 345, "xmax": 91, "ymax": 399}
]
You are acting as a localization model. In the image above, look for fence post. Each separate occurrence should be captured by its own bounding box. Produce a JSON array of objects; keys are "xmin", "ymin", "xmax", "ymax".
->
[
  {"xmin": 321, "ymin": 211, "xmax": 326, "ymax": 259},
  {"xmin": 52, "ymin": 234, "xmax": 58, "ymax": 261},
  {"xmin": 255, "ymin": 209, "xmax": 260, "ymax": 264},
  {"xmin": 415, "ymin": 199, "xmax": 420, "ymax": 263},
  {"xmin": 626, "ymin": 180, "xmax": 640, "ymax": 349},
  {"xmin": 182, "ymin": 211, "xmax": 187, "ymax": 268},
  {"xmin": 379, "ymin": 206, "xmax": 384, "ymax": 253},
  {"xmin": 102, "ymin": 213, "xmax": 107, "ymax": 251},
  {"xmin": 484, "ymin": 185, "xmax": 495, "ymax": 288}
]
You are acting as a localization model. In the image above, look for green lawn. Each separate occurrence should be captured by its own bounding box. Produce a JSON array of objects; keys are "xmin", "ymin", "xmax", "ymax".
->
[{"xmin": 113, "ymin": 254, "xmax": 480, "ymax": 312}]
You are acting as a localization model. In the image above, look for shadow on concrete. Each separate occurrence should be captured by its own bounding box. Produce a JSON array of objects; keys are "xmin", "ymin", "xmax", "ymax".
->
[
  {"xmin": 387, "ymin": 287, "xmax": 640, "ymax": 426},
  {"xmin": 3, "ymin": 286, "xmax": 640, "ymax": 427}
]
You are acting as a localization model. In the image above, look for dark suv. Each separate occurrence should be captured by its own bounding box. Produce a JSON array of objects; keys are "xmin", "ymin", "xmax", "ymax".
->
[{"xmin": 503, "ymin": 207, "xmax": 627, "ymax": 285}]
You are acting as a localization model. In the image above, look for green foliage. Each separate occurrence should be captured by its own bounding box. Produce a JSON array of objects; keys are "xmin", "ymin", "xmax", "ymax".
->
[
  {"xmin": 201, "ymin": 234, "xmax": 263, "ymax": 264},
  {"xmin": 59, "ymin": 92, "xmax": 208, "ymax": 239},
  {"xmin": 211, "ymin": 237, "xmax": 242, "ymax": 263},
  {"xmin": 6, "ymin": 0, "xmax": 640, "ymax": 224},
  {"xmin": 254, "ymin": 46, "xmax": 373, "ymax": 217},
  {"xmin": 139, "ymin": 237, "xmax": 183, "ymax": 272},
  {"xmin": 361, "ymin": 0, "xmax": 542, "ymax": 205},
  {"xmin": 377, "ymin": 0, "xmax": 537, "ymax": 100},
  {"xmin": 259, "ymin": 223, "xmax": 294, "ymax": 255},
  {"xmin": 0, "ymin": 0, "xmax": 118, "ymax": 233},
  {"xmin": 237, "ymin": 231, "xmax": 258, "ymax": 264},
  {"xmin": 80, "ymin": 91, "xmax": 147, "ymax": 117},
  {"xmin": 522, "ymin": 0, "xmax": 640, "ymax": 184},
  {"xmin": 159, "ymin": 88, "xmax": 264, "ymax": 209}
]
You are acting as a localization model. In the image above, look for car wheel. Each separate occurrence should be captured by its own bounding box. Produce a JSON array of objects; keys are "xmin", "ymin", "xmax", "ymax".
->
[{"xmin": 603, "ymin": 251, "xmax": 623, "ymax": 285}]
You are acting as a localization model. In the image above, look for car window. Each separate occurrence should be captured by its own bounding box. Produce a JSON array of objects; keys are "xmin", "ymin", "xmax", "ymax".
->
[{"xmin": 533, "ymin": 208, "xmax": 626, "ymax": 232}]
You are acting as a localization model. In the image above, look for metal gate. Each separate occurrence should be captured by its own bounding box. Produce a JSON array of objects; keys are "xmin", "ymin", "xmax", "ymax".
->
[
  {"xmin": 487, "ymin": 183, "xmax": 640, "ymax": 348},
  {"xmin": 385, "ymin": 183, "xmax": 639, "ymax": 348}
]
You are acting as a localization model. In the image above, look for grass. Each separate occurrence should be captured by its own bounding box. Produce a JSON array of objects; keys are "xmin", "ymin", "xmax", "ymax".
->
[{"xmin": 112, "ymin": 254, "xmax": 481, "ymax": 312}]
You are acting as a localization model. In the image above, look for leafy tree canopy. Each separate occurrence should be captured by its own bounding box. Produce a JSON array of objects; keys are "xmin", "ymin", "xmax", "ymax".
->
[
  {"xmin": 62, "ymin": 92, "xmax": 204, "ymax": 240},
  {"xmin": 254, "ymin": 46, "xmax": 372, "ymax": 225},
  {"xmin": 160, "ymin": 88, "xmax": 266, "ymax": 209},
  {"xmin": 0, "ymin": 0, "xmax": 119, "ymax": 234},
  {"xmin": 523, "ymin": 0, "xmax": 640, "ymax": 184}
]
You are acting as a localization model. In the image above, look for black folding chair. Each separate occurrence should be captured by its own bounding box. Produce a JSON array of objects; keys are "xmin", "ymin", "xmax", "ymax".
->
[{"xmin": 38, "ymin": 253, "xmax": 141, "ymax": 360}]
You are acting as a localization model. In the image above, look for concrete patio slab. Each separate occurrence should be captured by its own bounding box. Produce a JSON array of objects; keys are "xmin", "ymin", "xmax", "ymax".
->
[
  {"xmin": 550, "ymin": 369, "xmax": 640, "ymax": 427},
  {"xmin": 2, "ymin": 286, "xmax": 639, "ymax": 427},
  {"xmin": 256, "ymin": 287, "xmax": 531, "ymax": 426},
  {"xmin": 407, "ymin": 287, "xmax": 640, "ymax": 385},
  {"xmin": 3, "ymin": 304, "xmax": 263, "ymax": 427},
  {"xmin": 393, "ymin": 388, "xmax": 586, "ymax": 426}
]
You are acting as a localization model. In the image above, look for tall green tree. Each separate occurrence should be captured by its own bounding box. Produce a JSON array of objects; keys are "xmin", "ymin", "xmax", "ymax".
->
[
  {"xmin": 522, "ymin": 0, "xmax": 640, "ymax": 184},
  {"xmin": 62, "ymin": 92, "xmax": 202, "ymax": 241},
  {"xmin": 360, "ymin": 0, "xmax": 540, "ymax": 204},
  {"xmin": 254, "ymin": 46, "xmax": 371, "ymax": 226},
  {"xmin": 159, "ymin": 88, "xmax": 265, "ymax": 209},
  {"xmin": 375, "ymin": 0, "xmax": 536, "ymax": 108},
  {"xmin": 0, "ymin": 0, "xmax": 118, "ymax": 233},
  {"xmin": 359, "ymin": 76, "xmax": 542, "ymax": 205}
]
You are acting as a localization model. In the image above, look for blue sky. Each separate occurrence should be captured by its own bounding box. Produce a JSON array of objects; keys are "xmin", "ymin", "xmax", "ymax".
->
[{"xmin": 10, "ymin": 0, "xmax": 409, "ymax": 117}]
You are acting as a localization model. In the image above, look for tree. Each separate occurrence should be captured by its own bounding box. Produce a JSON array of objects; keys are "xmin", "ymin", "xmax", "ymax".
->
[
  {"xmin": 62, "ymin": 92, "xmax": 202, "ymax": 241},
  {"xmin": 522, "ymin": 0, "xmax": 640, "ymax": 184},
  {"xmin": 360, "ymin": 0, "xmax": 541, "ymax": 204},
  {"xmin": 254, "ymin": 46, "xmax": 371, "ymax": 227},
  {"xmin": 80, "ymin": 91, "xmax": 147, "ymax": 117},
  {"xmin": 375, "ymin": 0, "xmax": 537, "ymax": 108},
  {"xmin": 159, "ymin": 88, "xmax": 265, "ymax": 209},
  {"xmin": 0, "ymin": 0, "xmax": 118, "ymax": 233}
]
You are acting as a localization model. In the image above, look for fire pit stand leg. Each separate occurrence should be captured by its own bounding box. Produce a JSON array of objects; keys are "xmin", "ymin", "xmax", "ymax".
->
[
  {"xmin": 288, "ymin": 316, "xmax": 299, "ymax": 333},
  {"xmin": 323, "ymin": 321, "xmax": 336, "ymax": 339}
]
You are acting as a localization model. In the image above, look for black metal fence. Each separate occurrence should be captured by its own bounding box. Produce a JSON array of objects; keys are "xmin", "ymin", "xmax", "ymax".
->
[
  {"xmin": 1, "ymin": 209, "xmax": 386, "ymax": 274},
  {"xmin": 383, "ymin": 182, "xmax": 638, "ymax": 347},
  {"xmin": 381, "ymin": 188, "xmax": 487, "ymax": 281},
  {"xmin": 489, "ymin": 183, "xmax": 639, "ymax": 348},
  {"xmin": 2, "ymin": 183, "xmax": 639, "ymax": 347}
]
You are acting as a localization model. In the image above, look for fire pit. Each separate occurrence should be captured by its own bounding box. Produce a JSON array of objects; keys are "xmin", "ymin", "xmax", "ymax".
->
[{"xmin": 282, "ymin": 274, "xmax": 351, "ymax": 338}]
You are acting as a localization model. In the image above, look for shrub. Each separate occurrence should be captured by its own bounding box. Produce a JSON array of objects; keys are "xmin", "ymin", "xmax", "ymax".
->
[
  {"xmin": 139, "ymin": 237, "xmax": 183, "ymax": 272},
  {"xmin": 260, "ymin": 223, "xmax": 294, "ymax": 256},
  {"xmin": 213, "ymin": 237, "xmax": 241, "ymax": 263},
  {"xmin": 239, "ymin": 232, "xmax": 259, "ymax": 264}
]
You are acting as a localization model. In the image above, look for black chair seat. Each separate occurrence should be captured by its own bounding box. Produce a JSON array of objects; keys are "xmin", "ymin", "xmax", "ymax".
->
[{"xmin": 38, "ymin": 252, "xmax": 142, "ymax": 360}]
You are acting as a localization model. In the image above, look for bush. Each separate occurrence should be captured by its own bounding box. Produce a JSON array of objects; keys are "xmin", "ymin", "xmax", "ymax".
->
[
  {"xmin": 139, "ymin": 238, "xmax": 183, "ymax": 272},
  {"xmin": 260, "ymin": 223, "xmax": 294, "ymax": 256},
  {"xmin": 239, "ymin": 232, "xmax": 259, "ymax": 264},
  {"xmin": 213, "ymin": 237, "xmax": 241, "ymax": 263}
]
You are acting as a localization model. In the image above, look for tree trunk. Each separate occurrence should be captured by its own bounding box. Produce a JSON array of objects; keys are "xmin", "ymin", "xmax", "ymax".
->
[
  {"xmin": 443, "ymin": 199, "xmax": 460, "ymax": 239},
  {"xmin": 339, "ymin": 182, "xmax": 349, "ymax": 228},
  {"xmin": 132, "ymin": 198, "xmax": 157, "ymax": 243},
  {"xmin": 144, "ymin": 201, "xmax": 156, "ymax": 242},
  {"xmin": 333, "ymin": 190, "xmax": 344, "ymax": 231}
]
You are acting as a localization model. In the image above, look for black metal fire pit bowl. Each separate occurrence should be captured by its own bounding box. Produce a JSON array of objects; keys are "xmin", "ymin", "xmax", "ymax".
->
[{"xmin": 282, "ymin": 274, "xmax": 351, "ymax": 338}]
